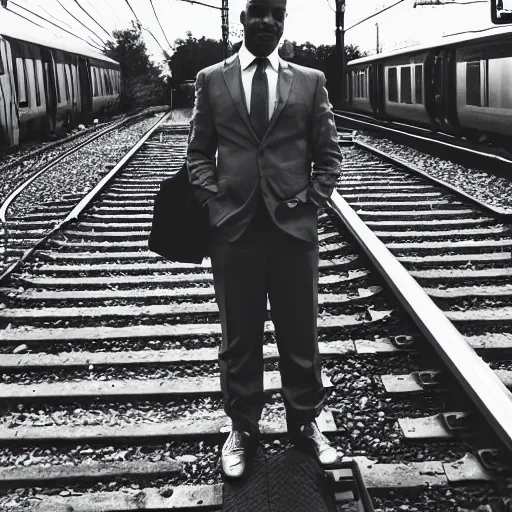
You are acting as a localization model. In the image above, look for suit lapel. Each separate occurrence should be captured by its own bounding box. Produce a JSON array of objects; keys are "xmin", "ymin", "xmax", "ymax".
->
[
  {"xmin": 263, "ymin": 59, "xmax": 293, "ymax": 141},
  {"xmin": 222, "ymin": 55, "xmax": 259, "ymax": 142}
]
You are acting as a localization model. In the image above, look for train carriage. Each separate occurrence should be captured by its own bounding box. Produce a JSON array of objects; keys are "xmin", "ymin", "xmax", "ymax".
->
[
  {"xmin": 344, "ymin": 26, "xmax": 512, "ymax": 140},
  {"xmin": 0, "ymin": 10, "xmax": 120, "ymax": 149},
  {"xmin": 456, "ymin": 32, "xmax": 512, "ymax": 136}
]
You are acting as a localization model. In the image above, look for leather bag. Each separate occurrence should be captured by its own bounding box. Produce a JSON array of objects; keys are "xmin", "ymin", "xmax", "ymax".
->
[{"xmin": 148, "ymin": 161, "xmax": 210, "ymax": 263}]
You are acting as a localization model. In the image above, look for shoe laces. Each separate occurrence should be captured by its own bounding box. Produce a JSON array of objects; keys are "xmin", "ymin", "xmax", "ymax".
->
[
  {"xmin": 302, "ymin": 422, "xmax": 330, "ymax": 447},
  {"xmin": 223, "ymin": 430, "xmax": 246, "ymax": 454}
]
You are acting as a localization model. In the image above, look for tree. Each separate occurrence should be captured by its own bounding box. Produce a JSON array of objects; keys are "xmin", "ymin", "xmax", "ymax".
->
[
  {"xmin": 103, "ymin": 22, "xmax": 169, "ymax": 111},
  {"xmin": 169, "ymin": 32, "xmax": 366, "ymax": 107},
  {"xmin": 169, "ymin": 32, "xmax": 224, "ymax": 107}
]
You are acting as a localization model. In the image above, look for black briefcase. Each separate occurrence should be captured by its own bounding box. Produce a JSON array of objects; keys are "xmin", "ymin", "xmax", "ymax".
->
[{"xmin": 148, "ymin": 161, "xmax": 210, "ymax": 263}]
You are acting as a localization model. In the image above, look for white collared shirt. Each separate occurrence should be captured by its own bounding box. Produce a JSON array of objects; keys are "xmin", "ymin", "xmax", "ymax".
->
[{"xmin": 238, "ymin": 43, "xmax": 280, "ymax": 121}]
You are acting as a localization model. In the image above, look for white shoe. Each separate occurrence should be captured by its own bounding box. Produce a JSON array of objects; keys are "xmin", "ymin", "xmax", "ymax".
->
[
  {"xmin": 221, "ymin": 430, "xmax": 250, "ymax": 478},
  {"xmin": 295, "ymin": 421, "xmax": 338, "ymax": 465}
]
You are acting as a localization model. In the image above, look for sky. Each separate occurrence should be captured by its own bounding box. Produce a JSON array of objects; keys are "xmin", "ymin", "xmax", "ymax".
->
[{"xmin": 2, "ymin": 0, "xmax": 507, "ymax": 65}]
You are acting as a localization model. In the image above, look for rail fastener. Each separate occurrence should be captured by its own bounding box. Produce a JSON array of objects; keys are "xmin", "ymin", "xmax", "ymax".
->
[{"xmin": 329, "ymin": 189, "xmax": 512, "ymax": 455}]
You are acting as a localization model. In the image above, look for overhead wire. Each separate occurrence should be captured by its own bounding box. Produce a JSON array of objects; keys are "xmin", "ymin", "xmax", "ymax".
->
[
  {"xmin": 5, "ymin": 6, "xmax": 46, "ymax": 30},
  {"xmin": 443, "ymin": 25, "xmax": 506, "ymax": 36},
  {"xmin": 55, "ymin": 0, "xmax": 106, "ymax": 45},
  {"xmin": 73, "ymin": 0, "xmax": 112, "ymax": 39},
  {"xmin": 9, "ymin": 1, "xmax": 103, "ymax": 50},
  {"xmin": 123, "ymin": 0, "xmax": 169, "ymax": 56},
  {"xmin": 124, "ymin": 0, "xmax": 143, "ymax": 25},
  {"xmin": 345, "ymin": 0, "xmax": 406, "ymax": 32},
  {"xmin": 415, "ymin": 0, "xmax": 487, "ymax": 4},
  {"xmin": 16, "ymin": 0, "xmax": 74, "ymax": 29},
  {"xmin": 149, "ymin": 0, "xmax": 173, "ymax": 50},
  {"xmin": 325, "ymin": 0, "xmax": 336, "ymax": 12},
  {"xmin": 39, "ymin": 5, "xmax": 74, "ymax": 29},
  {"xmin": 173, "ymin": 0, "xmax": 224, "ymax": 11}
]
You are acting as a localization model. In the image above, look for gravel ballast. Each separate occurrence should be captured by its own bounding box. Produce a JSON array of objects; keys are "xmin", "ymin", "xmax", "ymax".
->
[
  {"xmin": 9, "ymin": 114, "xmax": 165, "ymax": 219},
  {"xmin": 354, "ymin": 131, "xmax": 512, "ymax": 212}
]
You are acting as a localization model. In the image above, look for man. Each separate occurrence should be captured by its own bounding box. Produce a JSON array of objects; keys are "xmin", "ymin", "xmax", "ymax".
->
[{"xmin": 187, "ymin": 0, "xmax": 343, "ymax": 479}]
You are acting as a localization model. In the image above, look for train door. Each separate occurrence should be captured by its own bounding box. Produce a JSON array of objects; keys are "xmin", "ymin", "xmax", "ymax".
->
[
  {"xmin": 0, "ymin": 37, "xmax": 19, "ymax": 147},
  {"xmin": 40, "ymin": 48, "xmax": 57, "ymax": 133},
  {"xmin": 374, "ymin": 63, "xmax": 385, "ymax": 118},
  {"xmin": 432, "ymin": 50, "xmax": 448, "ymax": 128},
  {"xmin": 444, "ymin": 50, "xmax": 460, "ymax": 133},
  {"xmin": 78, "ymin": 57, "xmax": 92, "ymax": 118}
]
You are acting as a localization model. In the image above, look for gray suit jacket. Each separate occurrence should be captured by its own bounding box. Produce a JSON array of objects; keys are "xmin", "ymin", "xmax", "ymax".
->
[{"xmin": 186, "ymin": 53, "xmax": 342, "ymax": 243}]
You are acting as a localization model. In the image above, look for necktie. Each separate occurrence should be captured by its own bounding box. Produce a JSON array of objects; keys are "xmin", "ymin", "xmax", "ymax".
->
[{"xmin": 250, "ymin": 58, "xmax": 269, "ymax": 140}]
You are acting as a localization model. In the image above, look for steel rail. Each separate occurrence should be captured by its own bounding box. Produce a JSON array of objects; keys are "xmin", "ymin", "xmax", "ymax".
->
[
  {"xmin": 329, "ymin": 189, "xmax": 512, "ymax": 453},
  {"xmin": 334, "ymin": 111, "xmax": 512, "ymax": 166},
  {"xmin": 0, "ymin": 111, "xmax": 162, "ymax": 225},
  {"xmin": 354, "ymin": 139, "xmax": 512, "ymax": 219},
  {"xmin": 0, "ymin": 111, "xmax": 171, "ymax": 285}
]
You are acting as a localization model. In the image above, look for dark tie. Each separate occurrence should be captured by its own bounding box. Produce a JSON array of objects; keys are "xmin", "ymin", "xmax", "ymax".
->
[{"xmin": 250, "ymin": 58, "xmax": 269, "ymax": 140}]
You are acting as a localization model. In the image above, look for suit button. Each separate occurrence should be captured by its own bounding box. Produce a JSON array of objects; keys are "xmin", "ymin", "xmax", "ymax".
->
[
  {"xmin": 258, "ymin": 149, "xmax": 264, "ymax": 156},
  {"xmin": 286, "ymin": 199, "xmax": 299, "ymax": 208}
]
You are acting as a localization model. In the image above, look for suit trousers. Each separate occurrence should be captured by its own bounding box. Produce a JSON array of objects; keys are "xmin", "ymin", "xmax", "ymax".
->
[{"xmin": 210, "ymin": 196, "xmax": 326, "ymax": 436}]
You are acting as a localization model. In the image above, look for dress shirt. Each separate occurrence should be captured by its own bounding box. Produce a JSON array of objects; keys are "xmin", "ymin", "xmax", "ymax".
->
[{"xmin": 238, "ymin": 43, "xmax": 280, "ymax": 122}]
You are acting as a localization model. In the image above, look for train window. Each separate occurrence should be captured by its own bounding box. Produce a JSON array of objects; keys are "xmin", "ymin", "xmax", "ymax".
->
[
  {"xmin": 353, "ymin": 70, "xmax": 368, "ymax": 99},
  {"xmin": 64, "ymin": 66, "xmax": 71, "ymax": 102},
  {"xmin": 466, "ymin": 61, "xmax": 481, "ymax": 106},
  {"xmin": 56, "ymin": 64, "xmax": 62, "ymax": 103},
  {"xmin": 99, "ymin": 69, "xmax": 104, "ymax": 96},
  {"xmin": 388, "ymin": 67, "xmax": 398, "ymax": 102},
  {"xmin": 15, "ymin": 58, "xmax": 28, "ymax": 107},
  {"xmin": 33, "ymin": 60, "xmax": 41, "ymax": 106},
  {"xmin": 400, "ymin": 67, "xmax": 412, "ymax": 104},
  {"xmin": 415, "ymin": 65, "xmax": 423, "ymax": 104},
  {"xmin": 107, "ymin": 71, "xmax": 113, "ymax": 95},
  {"xmin": 103, "ymin": 69, "xmax": 111, "ymax": 94},
  {"xmin": 92, "ymin": 68, "xmax": 98, "ymax": 97}
]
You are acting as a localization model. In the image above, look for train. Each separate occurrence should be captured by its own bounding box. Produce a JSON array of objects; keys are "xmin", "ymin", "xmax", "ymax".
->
[
  {"xmin": 0, "ymin": 9, "xmax": 121, "ymax": 149},
  {"xmin": 342, "ymin": 26, "xmax": 512, "ymax": 142}
]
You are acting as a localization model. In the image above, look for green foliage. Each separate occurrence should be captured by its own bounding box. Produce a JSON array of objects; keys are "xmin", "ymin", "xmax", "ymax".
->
[{"xmin": 103, "ymin": 22, "xmax": 169, "ymax": 111}]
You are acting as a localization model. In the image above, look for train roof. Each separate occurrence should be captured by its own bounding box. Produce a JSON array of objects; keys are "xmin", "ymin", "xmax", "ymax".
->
[
  {"xmin": 0, "ymin": 8, "xmax": 118, "ymax": 65},
  {"xmin": 348, "ymin": 25, "xmax": 512, "ymax": 66}
]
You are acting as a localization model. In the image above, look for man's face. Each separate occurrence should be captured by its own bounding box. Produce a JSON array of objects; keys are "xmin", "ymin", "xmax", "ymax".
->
[{"xmin": 240, "ymin": 0, "xmax": 286, "ymax": 57}]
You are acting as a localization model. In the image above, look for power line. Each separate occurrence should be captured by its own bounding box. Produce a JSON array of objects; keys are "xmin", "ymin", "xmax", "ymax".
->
[
  {"xmin": 16, "ymin": 0, "xmax": 74, "ymax": 29},
  {"xmin": 325, "ymin": 0, "xmax": 336, "ymax": 12},
  {"xmin": 443, "ymin": 25, "xmax": 506, "ymax": 37},
  {"xmin": 73, "ymin": 0, "xmax": 112, "ymax": 39},
  {"xmin": 5, "ymin": 6, "xmax": 46, "ymax": 30},
  {"xmin": 414, "ymin": 0, "xmax": 486, "ymax": 4},
  {"xmin": 123, "ymin": 0, "xmax": 169, "ymax": 56},
  {"xmin": 149, "ymin": 0, "xmax": 172, "ymax": 49},
  {"xmin": 39, "ymin": 5, "xmax": 74, "ymax": 29},
  {"xmin": 124, "ymin": 0, "xmax": 143, "ymax": 25},
  {"xmin": 345, "ymin": 0, "xmax": 406, "ymax": 32},
  {"xmin": 56, "ymin": 0, "xmax": 106, "ymax": 46},
  {"xmin": 143, "ymin": 27, "xmax": 170, "ymax": 56},
  {"xmin": 173, "ymin": 0, "xmax": 224, "ymax": 11},
  {"xmin": 9, "ymin": 0, "xmax": 103, "ymax": 51}
]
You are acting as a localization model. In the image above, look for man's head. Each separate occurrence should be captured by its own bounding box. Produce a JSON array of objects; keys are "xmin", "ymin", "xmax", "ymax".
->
[{"xmin": 240, "ymin": 0, "xmax": 287, "ymax": 57}]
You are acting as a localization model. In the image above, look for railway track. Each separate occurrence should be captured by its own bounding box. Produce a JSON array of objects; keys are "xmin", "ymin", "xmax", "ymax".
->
[
  {"xmin": 338, "ymin": 141, "xmax": 512, "ymax": 349},
  {"xmin": 334, "ymin": 110, "xmax": 512, "ymax": 176},
  {"xmin": 0, "ymin": 112, "xmax": 511, "ymax": 510},
  {"xmin": 0, "ymin": 109, "xmax": 168, "ymax": 275}
]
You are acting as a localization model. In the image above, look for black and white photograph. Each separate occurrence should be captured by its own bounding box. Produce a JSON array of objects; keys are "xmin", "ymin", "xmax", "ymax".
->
[{"xmin": 1, "ymin": 0, "xmax": 512, "ymax": 510}]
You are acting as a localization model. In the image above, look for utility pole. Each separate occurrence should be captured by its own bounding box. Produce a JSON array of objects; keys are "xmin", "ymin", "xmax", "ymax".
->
[
  {"xmin": 335, "ymin": 0, "xmax": 346, "ymax": 107},
  {"xmin": 376, "ymin": 22, "xmax": 380, "ymax": 53},
  {"xmin": 221, "ymin": 0, "xmax": 229, "ymax": 59}
]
